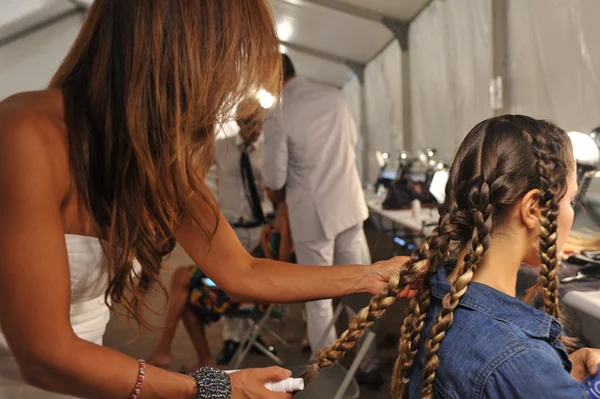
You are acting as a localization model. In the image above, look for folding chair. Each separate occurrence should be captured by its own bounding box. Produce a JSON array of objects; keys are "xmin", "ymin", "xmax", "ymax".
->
[
  {"xmin": 295, "ymin": 293, "xmax": 382, "ymax": 399},
  {"xmin": 228, "ymin": 303, "xmax": 289, "ymax": 369}
]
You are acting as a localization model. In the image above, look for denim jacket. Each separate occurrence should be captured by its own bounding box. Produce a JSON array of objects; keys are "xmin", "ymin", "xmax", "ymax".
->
[{"xmin": 407, "ymin": 266, "xmax": 587, "ymax": 399}]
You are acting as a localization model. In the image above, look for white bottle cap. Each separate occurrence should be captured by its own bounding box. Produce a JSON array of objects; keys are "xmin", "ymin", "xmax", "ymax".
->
[{"xmin": 265, "ymin": 377, "xmax": 305, "ymax": 393}]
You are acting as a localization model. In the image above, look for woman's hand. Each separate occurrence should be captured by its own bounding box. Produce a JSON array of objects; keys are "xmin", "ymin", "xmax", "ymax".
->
[
  {"xmin": 230, "ymin": 367, "xmax": 294, "ymax": 399},
  {"xmin": 569, "ymin": 347, "xmax": 600, "ymax": 381},
  {"xmin": 360, "ymin": 256, "xmax": 427, "ymax": 297}
]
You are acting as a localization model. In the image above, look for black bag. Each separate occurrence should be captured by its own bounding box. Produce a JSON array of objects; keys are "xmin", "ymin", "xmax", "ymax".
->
[{"xmin": 382, "ymin": 178, "xmax": 437, "ymax": 210}]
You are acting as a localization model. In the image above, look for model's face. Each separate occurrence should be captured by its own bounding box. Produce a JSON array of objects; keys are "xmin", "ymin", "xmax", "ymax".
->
[{"xmin": 555, "ymin": 170, "xmax": 578, "ymax": 253}]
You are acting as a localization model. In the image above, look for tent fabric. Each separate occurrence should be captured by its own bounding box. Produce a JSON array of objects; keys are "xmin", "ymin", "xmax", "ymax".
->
[
  {"xmin": 409, "ymin": 0, "xmax": 492, "ymax": 162},
  {"xmin": 4, "ymin": 0, "xmax": 600, "ymax": 177},
  {"xmin": 341, "ymin": 77, "xmax": 364, "ymax": 179},
  {"xmin": 508, "ymin": 0, "xmax": 600, "ymax": 133},
  {"xmin": 0, "ymin": 13, "xmax": 82, "ymax": 100},
  {"xmin": 364, "ymin": 40, "xmax": 403, "ymax": 179}
]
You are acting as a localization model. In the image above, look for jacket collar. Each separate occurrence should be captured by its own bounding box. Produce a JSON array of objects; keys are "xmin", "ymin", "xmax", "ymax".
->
[{"xmin": 430, "ymin": 265, "xmax": 562, "ymax": 341}]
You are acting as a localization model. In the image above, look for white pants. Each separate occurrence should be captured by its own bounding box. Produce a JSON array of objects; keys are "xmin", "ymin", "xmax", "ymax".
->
[
  {"xmin": 222, "ymin": 318, "xmax": 254, "ymax": 343},
  {"xmin": 294, "ymin": 224, "xmax": 379, "ymax": 373}
]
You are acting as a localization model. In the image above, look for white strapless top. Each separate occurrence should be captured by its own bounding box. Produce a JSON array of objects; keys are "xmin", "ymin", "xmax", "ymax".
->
[{"xmin": 0, "ymin": 235, "xmax": 110, "ymax": 398}]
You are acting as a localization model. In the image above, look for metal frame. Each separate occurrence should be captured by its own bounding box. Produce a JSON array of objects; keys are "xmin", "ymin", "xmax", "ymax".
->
[
  {"xmin": 283, "ymin": 0, "xmax": 387, "ymax": 22},
  {"xmin": 280, "ymin": 40, "xmax": 360, "ymax": 66},
  {"xmin": 229, "ymin": 304, "xmax": 287, "ymax": 369},
  {"xmin": 313, "ymin": 299, "xmax": 376, "ymax": 399},
  {"xmin": 0, "ymin": 7, "xmax": 84, "ymax": 48},
  {"xmin": 1, "ymin": 0, "xmax": 433, "ymax": 85},
  {"xmin": 276, "ymin": 0, "xmax": 414, "ymax": 58}
]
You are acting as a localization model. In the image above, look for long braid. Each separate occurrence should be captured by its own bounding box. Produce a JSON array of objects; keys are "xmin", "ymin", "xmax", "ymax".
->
[
  {"xmin": 538, "ymin": 196, "xmax": 560, "ymax": 317},
  {"xmin": 391, "ymin": 211, "xmax": 455, "ymax": 398},
  {"xmin": 420, "ymin": 187, "xmax": 493, "ymax": 398},
  {"xmin": 301, "ymin": 115, "xmax": 576, "ymax": 397},
  {"xmin": 392, "ymin": 279, "xmax": 431, "ymax": 398},
  {"xmin": 530, "ymin": 132, "xmax": 577, "ymax": 350},
  {"xmin": 302, "ymin": 216, "xmax": 452, "ymax": 384}
]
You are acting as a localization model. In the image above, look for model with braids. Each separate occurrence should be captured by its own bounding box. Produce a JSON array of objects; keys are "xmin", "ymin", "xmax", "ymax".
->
[{"xmin": 304, "ymin": 115, "xmax": 600, "ymax": 398}]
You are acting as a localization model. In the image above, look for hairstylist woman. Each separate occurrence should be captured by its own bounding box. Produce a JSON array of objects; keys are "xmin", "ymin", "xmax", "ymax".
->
[{"xmin": 0, "ymin": 2, "xmax": 413, "ymax": 398}]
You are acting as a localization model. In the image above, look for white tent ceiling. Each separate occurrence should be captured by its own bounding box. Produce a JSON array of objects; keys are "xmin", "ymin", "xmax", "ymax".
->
[
  {"xmin": 0, "ymin": 0, "xmax": 432, "ymax": 87},
  {"xmin": 272, "ymin": 0, "xmax": 431, "ymax": 86}
]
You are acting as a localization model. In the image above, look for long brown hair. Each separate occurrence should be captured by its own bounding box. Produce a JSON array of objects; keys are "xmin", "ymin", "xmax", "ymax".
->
[
  {"xmin": 49, "ymin": 1, "xmax": 281, "ymax": 329},
  {"xmin": 303, "ymin": 115, "xmax": 575, "ymax": 398}
]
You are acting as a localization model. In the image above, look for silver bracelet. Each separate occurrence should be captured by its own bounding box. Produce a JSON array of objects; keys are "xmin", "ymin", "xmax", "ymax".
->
[{"xmin": 189, "ymin": 366, "xmax": 232, "ymax": 399}]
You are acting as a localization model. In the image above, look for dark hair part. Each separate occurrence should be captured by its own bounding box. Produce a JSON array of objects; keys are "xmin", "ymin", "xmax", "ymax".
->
[
  {"xmin": 302, "ymin": 115, "xmax": 575, "ymax": 399},
  {"xmin": 282, "ymin": 53, "xmax": 296, "ymax": 81},
  {"xmin": 49, "ymin": 0, "xmax": 281, "ymax": 330}
]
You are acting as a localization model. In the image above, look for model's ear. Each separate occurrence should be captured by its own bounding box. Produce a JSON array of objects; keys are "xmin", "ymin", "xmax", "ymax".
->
[{"xmin": 519, "ymin": 189, "xmax": 541, "ymax": 230}]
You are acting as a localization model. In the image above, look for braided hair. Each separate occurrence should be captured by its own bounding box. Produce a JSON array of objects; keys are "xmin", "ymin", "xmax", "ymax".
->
[{"xmin": 302, "ymin": 115, "xmax": 575, "ymax": 399}]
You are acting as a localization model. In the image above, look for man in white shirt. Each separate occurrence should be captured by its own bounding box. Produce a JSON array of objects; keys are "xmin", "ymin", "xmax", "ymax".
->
[
  {"xmin": 210, "ymin": 103, "xmax": 276, "ymax": 365},
  {"xmin": 263, "ymin": 55, "xmax": 382, "ymax": 386},
  {"xmin": 214, "ymin": 120, "xmax": 264, "ymax": 225}
]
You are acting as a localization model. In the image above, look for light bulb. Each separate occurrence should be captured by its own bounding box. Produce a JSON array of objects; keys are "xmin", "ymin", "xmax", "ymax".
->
[
  {"xmin": 277, "ymin": 21, "xmax": 293, "ymax": 41},
  {"xmin": 257, "ymin": 89, "xmax": 276, "ymax": 109}
]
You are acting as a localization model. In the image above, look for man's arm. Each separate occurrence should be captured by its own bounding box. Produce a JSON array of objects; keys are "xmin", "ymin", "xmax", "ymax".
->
[{"xmin": 262, "ymin": 109, "xmax": 288, "ymax": 190}]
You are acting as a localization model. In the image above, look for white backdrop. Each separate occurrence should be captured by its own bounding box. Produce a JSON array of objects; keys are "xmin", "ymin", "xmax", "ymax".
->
[
  {"xmin": 0, "ymin": 13, "xmax": 83, "ymax": 100},
  {"xmin": 341, "ymin": 77, "xmax": 365, "ymax": 179},
  {"xmin": 508, "ymin": 0, "xmax": 600, "ymax": 133},
  {"xmin": 409, "ymin": 0, "xmax": 492, "ymax": 162},
  {"xmin": 364, "ymin": 39, "xmax": 403, "ymax": 179}
]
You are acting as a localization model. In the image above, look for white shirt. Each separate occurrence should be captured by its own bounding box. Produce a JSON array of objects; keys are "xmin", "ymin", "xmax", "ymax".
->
[
  {"xmin": 213, "ymin": 133, "xmax": 264, "ymax": 223},
  {"xmin": 263, "ymin": 77, "xmax": 368, "ymax": 242}
]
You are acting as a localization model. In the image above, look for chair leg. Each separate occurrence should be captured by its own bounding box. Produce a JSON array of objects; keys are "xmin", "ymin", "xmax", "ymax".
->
[
  {"xmin": 262, "ymin": 324, "xmax": 289, "ymax": 346},
  {"xmin": 228, "ymin": 319, "xmax": 256, "ymax": 369},
  {"xmin": 252, "ymin": 340, "xmax": 283, "ymax": 365},
  {"xmin": 231, "ymin": 304, "xmax": 276, "ymax": 369},
  {"xmin": 333, "ymin": 331, "xmax": 376, "ymax": 399}
]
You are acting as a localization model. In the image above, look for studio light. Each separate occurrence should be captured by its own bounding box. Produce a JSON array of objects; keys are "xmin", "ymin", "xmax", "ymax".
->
[
  {"xmin": 257, "ymin": 89, "xmax": 276, "ymax": 109},
  {"xmin": 277, "ymin": 21, "xmax": 293, "ymax": 41}
]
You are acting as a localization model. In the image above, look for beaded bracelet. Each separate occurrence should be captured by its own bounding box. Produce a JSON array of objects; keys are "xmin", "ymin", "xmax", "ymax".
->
[
  {"xmin": 189, "ymin": 366, "xmax": 232, "ymax": 399},
  {"xmin": 131, "ymin": 359, "xmax": 146, "ymax": 399}
]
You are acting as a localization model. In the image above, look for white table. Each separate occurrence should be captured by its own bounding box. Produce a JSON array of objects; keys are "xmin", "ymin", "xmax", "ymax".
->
[
  {"xmin": 366, "ymin": 198, "xmax": 439, "ymax": 234},
  {"xmin": 563, "ymin": 291, "xmax": 600, "ymax": 348}
]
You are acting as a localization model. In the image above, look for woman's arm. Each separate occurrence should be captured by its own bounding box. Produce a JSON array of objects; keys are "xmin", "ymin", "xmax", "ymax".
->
[
  {"xmin": 0, "ymin": 113, "xmax": 295, "ymax": 399},
  {"xmin": 176, "ymin": 193, "xmax": 407, "ymax": 304},
  {"xmin": 0, "ymin": 115, "xmax": 198, "ymax": 398}
]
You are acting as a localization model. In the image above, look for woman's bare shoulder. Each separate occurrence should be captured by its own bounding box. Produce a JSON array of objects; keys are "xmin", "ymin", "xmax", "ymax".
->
[{"xmin": 0, "ymin": 90, "xmax": 71, "ymax": 200}]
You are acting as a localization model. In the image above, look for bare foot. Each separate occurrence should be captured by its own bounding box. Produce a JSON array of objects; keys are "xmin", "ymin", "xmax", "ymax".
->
[{"xmin": 147, "ymin": 353, "xmax": 173, "ymax": 368}]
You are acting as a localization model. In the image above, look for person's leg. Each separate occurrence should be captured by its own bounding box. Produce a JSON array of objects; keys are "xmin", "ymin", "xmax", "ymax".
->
[
  {"xmin": 147, "ymin": 265, "xmax": 195, "ymax": 367},
  {"xmin": 294, "ymin": 238, "xmax": 335, "ymax": 360},
  {"xmin": 216, "ymin": 316, "xmax": 246, "ymax": 365},
  {"xmin": 181, "ymin": 308, "xmax": 217, "ymax": 370},
  {"xmin": 334, "ymin": 225, "xmax": 382, "ymax": 386}
]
